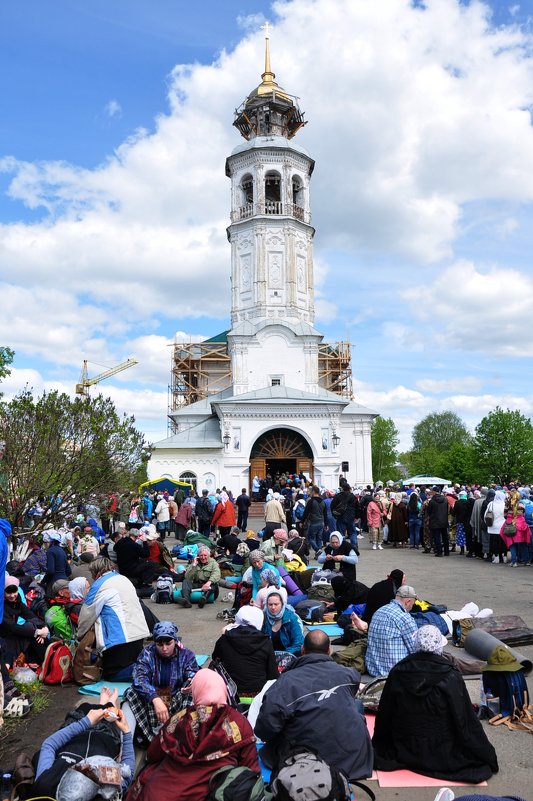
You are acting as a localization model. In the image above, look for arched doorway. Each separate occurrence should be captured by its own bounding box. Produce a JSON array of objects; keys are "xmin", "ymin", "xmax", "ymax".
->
[{"xmin": 250, "ymin": 428, "xmax": 313, "ymax": 483}]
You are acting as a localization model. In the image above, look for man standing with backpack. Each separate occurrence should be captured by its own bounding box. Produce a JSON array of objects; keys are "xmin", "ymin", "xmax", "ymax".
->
[
  {"xmin": 301, "ymin": 487, "xmax": 329, "ymax": 557},
  {"xmin": 195, "ymin": 489, "xmax": 213, "ymax": 538}
]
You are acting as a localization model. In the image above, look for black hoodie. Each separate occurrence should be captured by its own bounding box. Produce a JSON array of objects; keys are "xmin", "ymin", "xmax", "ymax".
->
[
  {"xmin": 212, "ymin": 625, "xmax": 278, "ymax": 694},
  {"xmin": 426, "ymin": 492, "xmax": 449, "ymax": 529}
]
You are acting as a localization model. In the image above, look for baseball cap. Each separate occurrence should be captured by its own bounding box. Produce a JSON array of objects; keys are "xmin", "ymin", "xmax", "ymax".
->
[{"xmin": 396, "ymin": 584, "xmax": 417, "ymax": 599}]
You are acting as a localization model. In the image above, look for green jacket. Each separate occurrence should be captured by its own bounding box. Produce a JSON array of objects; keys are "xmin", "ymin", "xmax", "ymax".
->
[{"xmin": 184, "ymin": 558, "xmax": 221, "ymax": 585}]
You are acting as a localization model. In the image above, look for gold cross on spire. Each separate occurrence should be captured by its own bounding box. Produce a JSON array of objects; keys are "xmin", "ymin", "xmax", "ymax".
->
[{"xmin": 260, "ymin": 21, "xmax": 273, "ymax": 79}]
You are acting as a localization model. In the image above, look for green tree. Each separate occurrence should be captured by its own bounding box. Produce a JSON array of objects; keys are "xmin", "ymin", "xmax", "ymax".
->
[
  {"xmin": 371, "ymin": 416, "xmax": 400, "ymax": 482},
  {"xmin": 0, "ymin": 388, "xmax": 151, "ymax": 528},
  {"xmin": 474, "ymin": 407, "xmax": 533, "ymax": 485},
  {"xmin": 410, "ymin": 411, "xmax": 471, "ymax": 476},
  {"xmin": 438, "ymin": 441, "xmax": 477, "ymax": 484},
  {"xmin": 0, "ymin": 346, "xmax": 14, "ymax": 386}
]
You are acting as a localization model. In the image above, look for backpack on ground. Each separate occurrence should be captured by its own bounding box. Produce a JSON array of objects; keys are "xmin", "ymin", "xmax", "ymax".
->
[
  {"xmin": 308, "ymin": 583, "xmax": 335, "ymax": 602},
  {"xmin": 294, "ymin": 599, "xmax": 328, "ymax": 622},
  {"xmin": 269, "ymin": 746, "xmax": 351, "ymax": 801},
  {"xmin": 44, "ymin": 605, "xmax": 74, "ymax": 642},
  {"xmin": 207, "ymin": 765, "xmax": 265, "ymax": 801},
  {"xmin": 155, "ymin": 574, "xmax": 174, "ymax": 604},
  {"xmin": 331, "ymin": 638, "xmax": 367, "ymax": 674},
  {"xmin": 483, "ymin": 668, "xmax": 530, "ymax": 720},
  {"xmin": 39, "ymin": 641, "xmax": 73, "ymax": 685},
  {"xmin": 73, "ymin": 626, "xmax": 103, "ymax": 685}
]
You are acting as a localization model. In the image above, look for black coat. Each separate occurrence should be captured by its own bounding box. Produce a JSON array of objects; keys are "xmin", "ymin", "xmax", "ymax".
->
[
  {"xmin": 372, "ymin": 651, "xmax": 498, "ymax": 783},
  {"xmin": 212, "ymin": 626, "xmax": 278, "ymax": 694},
  {"xmin": 426, "ymin": 494, "xmax": 449, "ymax": 529}
]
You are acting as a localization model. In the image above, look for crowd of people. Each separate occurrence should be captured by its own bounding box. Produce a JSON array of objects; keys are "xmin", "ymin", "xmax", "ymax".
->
[{"xmin": 0, "ymin": 474, "xmax": 530, "ymax": 801}]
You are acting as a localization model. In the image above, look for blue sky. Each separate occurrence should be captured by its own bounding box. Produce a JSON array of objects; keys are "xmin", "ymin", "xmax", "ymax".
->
[{"xmin": 1, "ymin": 0, "xmax": 533, "ymax": 452}]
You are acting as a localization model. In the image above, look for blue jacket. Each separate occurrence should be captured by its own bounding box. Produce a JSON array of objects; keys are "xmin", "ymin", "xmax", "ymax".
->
[
  {"xmin": 0, "ymin": 518, "xmax": 11, "ymax": 622},
  {"xmin": 262, "ymin": 607, "xmax": 304, "ymax": 655},
  {"xmin": 44, "ymin": 542, "xmax": 72, "ymax": 584}
]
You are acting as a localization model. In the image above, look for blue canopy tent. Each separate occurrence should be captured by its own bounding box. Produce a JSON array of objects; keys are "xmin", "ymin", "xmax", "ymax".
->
[{"xmin": 139, "ymin": 477, "xmax": 193, "ymax": 496}]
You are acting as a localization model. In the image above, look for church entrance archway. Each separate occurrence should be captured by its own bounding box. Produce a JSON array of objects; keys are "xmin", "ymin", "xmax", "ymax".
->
[{"xmin": 249, "ymin": 428, "xmax": 313, "ymax": 484}]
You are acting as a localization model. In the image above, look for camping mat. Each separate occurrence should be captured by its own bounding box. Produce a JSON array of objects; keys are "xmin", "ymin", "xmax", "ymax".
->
[
  {"xmin": 78, "ymin": 681, "xmax": 131, "ymax": 699},
  {"xmin": 365, "ymin": 717, "xmax": 487, "ymax": 787},
  {"xmin": 305, "ymin": 623, "xmax": 344, "ymax": 636},
  {"xmin": 462, "ymin": 614, "xmax": 533, "ymax": 649},
  {"xmin": 464, "ymin": 628, "xmax": 532, "ymax": 675}
]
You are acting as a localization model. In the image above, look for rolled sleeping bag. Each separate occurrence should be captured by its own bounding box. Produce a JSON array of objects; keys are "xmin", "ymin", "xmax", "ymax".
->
[{"xmin": 464, "ymin": 628, "xmax": 532, "ymax": 675}]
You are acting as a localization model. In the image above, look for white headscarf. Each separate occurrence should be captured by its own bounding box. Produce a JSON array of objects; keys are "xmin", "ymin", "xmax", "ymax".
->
[
  {"xmin": 69, "ymin": 576, "xmax": 89, "ymax": 602},
  {"xmin": 235, "ymin": 605, "xmax": 264, "ymax": 631}
]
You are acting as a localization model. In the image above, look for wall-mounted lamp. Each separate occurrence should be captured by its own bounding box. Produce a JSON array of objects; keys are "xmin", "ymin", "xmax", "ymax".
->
[
  {"xmin": 222, "ymin": 432, "xmax": 231, "ymax": 447},
  {"xmin": 332, "ymin": 432, "xmax": 340, "ymax": 448}
]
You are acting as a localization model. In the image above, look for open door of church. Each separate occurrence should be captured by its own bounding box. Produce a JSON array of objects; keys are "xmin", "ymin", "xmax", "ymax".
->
[{"xmin": 250, "ymin": 429, "xmax": 313, "ymax": 482}]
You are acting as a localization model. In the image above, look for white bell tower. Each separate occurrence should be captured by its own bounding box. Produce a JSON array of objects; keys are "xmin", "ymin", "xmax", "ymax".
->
[{"xmin": 226, "ymin": 27, "xmax": 322, "ymax": 395}]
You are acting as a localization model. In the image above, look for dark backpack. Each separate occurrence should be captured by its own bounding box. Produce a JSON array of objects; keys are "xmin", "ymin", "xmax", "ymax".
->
[
  {"xmin": 483, "ymin": 668, "xmax": 529, "ymax": 718},
  {"xmin": 294, "ymin": 599, "xmax": 328, "ymax": 622},
  {"xmin": 207, "ymin": 765, "xmax": 265, "ymax": 801},
  {"xmin": 269, "ymin": 746, "xmax": 352, "ymax": 801}
]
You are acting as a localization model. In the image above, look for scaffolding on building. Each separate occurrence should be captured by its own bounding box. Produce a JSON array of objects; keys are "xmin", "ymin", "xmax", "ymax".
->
[{"xmin": 168, "ymin": 336, "xmax": 353, "ymax": 433}]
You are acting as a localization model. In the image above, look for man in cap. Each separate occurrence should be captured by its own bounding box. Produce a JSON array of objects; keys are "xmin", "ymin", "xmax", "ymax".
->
[
  {"xmin": 178, "ymin": 544, "xmax": 220, "ymax": 608},
  {"xmin": 366, "ymin": 584, "xmax": 419, "ymax": 676}
]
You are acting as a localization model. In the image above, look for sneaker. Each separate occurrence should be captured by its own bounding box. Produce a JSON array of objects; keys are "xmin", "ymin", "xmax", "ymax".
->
[
  {"xmin": 357, "ymin": 534, "xmax": 364, "ymax": 539},
  {"xmin": 511, "ymin": 562, "xmax": 518, "ymax": 568},
  {"xmin": 372, "ymin": 544, "xmax": 377, "ymax": 550},
  {"xmin": 197, "ymin": 596, "xmax": 207, "ymax": 608},
  {"xmin": 433, "ymin": 790, "xmax": 455, "ymax": 801},
  {"xmin": 492, "ymin": 556, "xmax": 499, "ymax": 564},
  {"xmin": 377, "ymin": 543, "xmax": 383, "ymax": 550},
  {"xmin": 502, "ymin": 555, "xmax": 508, "ymax": 563}
]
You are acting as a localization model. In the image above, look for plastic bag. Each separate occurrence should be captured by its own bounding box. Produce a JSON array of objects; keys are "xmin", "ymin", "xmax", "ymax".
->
[{"xmin": 12, "ymin": 666, "xmax": 38, "ymax": 684}]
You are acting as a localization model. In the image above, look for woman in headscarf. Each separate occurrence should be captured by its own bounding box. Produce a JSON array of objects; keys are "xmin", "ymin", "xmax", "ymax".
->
[
  {"xmin": 210, "ymin": 491, "xmax": 236, "ymax": 537},
  {"xmin": 125, "ymin": 669, "xmax": 261, "ymax": 801},
  {"xmin": 387, "ymin": 493, "xmax": 408, "ymax": 547},
  {"xmin": 212, "ymin": 605, "xmax": 278, "ymax": 695},
  {"xmin": 486, "ymin": 489, "xmax": 508, "ymax": 563},
  {"xmin": 122, "ymin": 621, "xmax": 198, "ymax": 746},
  {"xmin": 0, "ymin": 575, "xmax": 50, "ymax": 665},
  {"xmin": 262, "ymin": 588, "xmax": 304, "ymax": 655},
  {"xmin": 253, "ymin": 567, "xmax": 285, "ymax": 609},
  {"xmin": 287, "ymin": 527, "xmax": 309, "ymax": 564},
  {"xmin": 373, "ymin": 625, "xmax": 498, "ymax": 783},
  {"xmin": 261, "ymin": 527, "xmax": 287, "ymax": 565},
  {"xmin": 317, "ymin": 531, "xmax": 360, "ymax": 614}
]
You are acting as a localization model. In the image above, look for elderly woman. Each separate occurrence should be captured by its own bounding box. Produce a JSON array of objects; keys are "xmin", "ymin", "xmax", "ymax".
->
[
  {"xmin": 262, "ymin": 587, "xmax": 304, "ymax": 656},
  {"xmin": 287, "ymin": 527, "xmax": 309, "ymax": 564},
  {"xmin": 77, "ymin": 557, "xmax": 150, "ymax": 681},
  {"xmin": 387, "ymin": 493, "xmax": 408, "ymax": 547},
  {"xmin": 212, "ymin": 606, "xmax": 278, "ymax": 696},
  {"xmin": 317, "ymin": 531, "xmax": 359, "ymax": 613},
  {"xmin": 253, "ymin": 567, "xmax": 286, "ymax": 610},
  {"xmin": 373, "ymin": 625, "xmax": 498, "ymax": 783},
  {"xmin": 125, "ymin": 669, "xmax": 261, "ymax": 801},
  {"xmin": 122, "ymin": 621, "xmax": 198, "ymax": 745},
  {"xmin": 0, "ymin": 575, "xmax": 50, "ymax": 665},
  {"xmin": 261, "ymin": 527, "xmax": 288, "ymax": 565}
]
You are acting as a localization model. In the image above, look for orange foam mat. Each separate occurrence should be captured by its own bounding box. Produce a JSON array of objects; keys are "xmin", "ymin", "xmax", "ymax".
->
[{"xmin": 364, "ymin": 714, "xmax": 487, "ymax": 788}]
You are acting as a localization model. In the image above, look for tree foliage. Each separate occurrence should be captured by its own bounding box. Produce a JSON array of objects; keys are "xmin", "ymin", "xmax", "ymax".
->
[
  {"xmin": 410, "ymin": 411, "xmax": 471, "ymax": 476},
  {"xmin": 0, "ymin": 346, "xmax": 14, "ymax": 386},
  {"xmin": 371, "ymin": 416, "xmax": 400, "ymax": 482},
  {"xmin": 474, "ymin": 407, "xmax": 533, "ymax": 485},
  {"xmin": 0, "ymin": 388, "xmax": 150, "ymax": 528}
]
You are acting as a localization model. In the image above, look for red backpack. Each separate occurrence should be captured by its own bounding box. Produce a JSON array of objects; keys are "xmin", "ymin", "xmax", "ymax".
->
[{"xmin": 39, "ymin": 641, "xmax": 73, "ymax": 685}]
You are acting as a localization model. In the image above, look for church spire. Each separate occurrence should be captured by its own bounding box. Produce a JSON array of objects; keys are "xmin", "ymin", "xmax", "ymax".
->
[{"xmin": 233, "ymin": 23, "xmax": 307, "ymax": 141}]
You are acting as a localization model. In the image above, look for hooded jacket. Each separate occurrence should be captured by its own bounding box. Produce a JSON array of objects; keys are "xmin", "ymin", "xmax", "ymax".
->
[
  {"xmin": 426, "ymin": 493, "xmax": 449, "ymax": 529},
  {"xmin": 373, "ymin": 651, "xmax": 498, "ymax": 783},
  {"xmin": 255, "ymin": 652, "xmax": 373, "ymax": 780},
  {"xmin": 212, "ymin": 626, "xmax": 278, "ymax": 693},
  {"xmin": 77, "ymin": 571, "xmax": 149, "ymax": 653}
]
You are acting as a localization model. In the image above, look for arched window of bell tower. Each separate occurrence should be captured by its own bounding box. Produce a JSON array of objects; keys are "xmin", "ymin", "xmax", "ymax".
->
[
  {"xmin": 240, "ymin": 174, "xmax": 254, "ymax": 218},
  {"xmin": 292, "ymin": 175, "xmax": 304, "ymax": 220},
  {"xmin": 265, "ymin": 170, "xmax": 282, "ymax": 215}
]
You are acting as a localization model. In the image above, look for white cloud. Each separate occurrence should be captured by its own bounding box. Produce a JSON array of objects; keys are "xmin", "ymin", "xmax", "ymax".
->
[
  {"xmin": 403, "ymin": 259, "xmax": 533, "ymax": 355},
  {"xmin": 416, "ymin": 377, "xmax": 483, "ymax": 393},
  {"xmin": 105, "ymin": 100, "xmax": 122, "ymax": 118}
]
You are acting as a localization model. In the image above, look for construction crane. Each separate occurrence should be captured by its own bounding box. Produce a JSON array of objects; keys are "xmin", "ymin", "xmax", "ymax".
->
[{"xmin": 75, "ymin": 358, "xmax": 138, "ymax": 397}]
